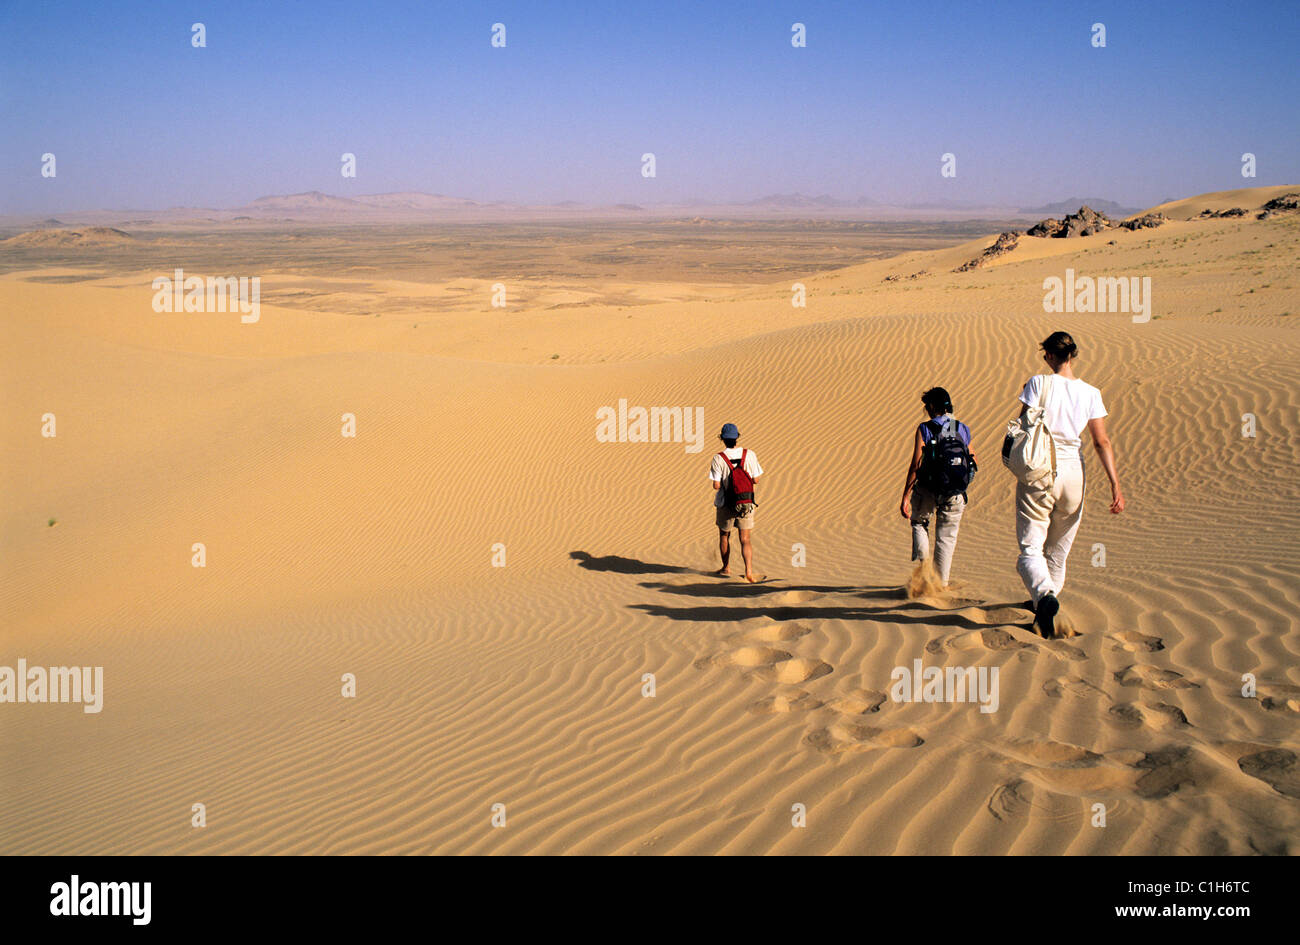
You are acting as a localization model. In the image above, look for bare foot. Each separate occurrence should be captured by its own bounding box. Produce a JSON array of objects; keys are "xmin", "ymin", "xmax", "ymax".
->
[
  {"xmin": 715, "ymin": 567, "xmax": 731, "ymax": 577},
  {"xmin": 745, "ymin": 573, "xmax": 766, "ymax": 583}
]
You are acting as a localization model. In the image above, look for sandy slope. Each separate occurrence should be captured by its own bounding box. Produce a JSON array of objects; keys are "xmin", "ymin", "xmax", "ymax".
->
[{"xmin": 1, "ymin": 188, "xmax": 1298, "ymax": 854}]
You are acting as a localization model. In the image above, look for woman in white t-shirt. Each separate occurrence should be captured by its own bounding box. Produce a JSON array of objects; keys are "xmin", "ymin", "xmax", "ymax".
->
[{"xmin": 1015, "ymin": 331, "xmax": 1125, "ymax": 637}]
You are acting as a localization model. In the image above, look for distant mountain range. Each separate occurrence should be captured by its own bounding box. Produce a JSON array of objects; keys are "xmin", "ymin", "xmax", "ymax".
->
[
  {"xmin": 4, "ymin": 191, "xmax": 1154, "ymax": 225},
  {"xmin": 232, "ymin": 190, "xmax": 1027, "ymax": 215},
  {"xmin": 245, "ymin": 191, "xmax": 487, "ymax": 211},
  {"xmin": 1019, "ymin": 197, "xmax": 1142, "ymax": 217},
  {"xmin": 245, "ymin": 190, "xmax": 886, "ymax": 213},
  {"xmin": 241, "ymin": 190, "xmax": 1069, "ymax": 213},
  {"xmin": 742, "ymin": 193, "xmax": 881, "ymax": 209}
]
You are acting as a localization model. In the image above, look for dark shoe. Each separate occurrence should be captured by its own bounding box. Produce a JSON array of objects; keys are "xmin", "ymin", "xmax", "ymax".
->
[{"xmin": 1034, "ymin": 594, "xmax": 1060, "ymax": 638}]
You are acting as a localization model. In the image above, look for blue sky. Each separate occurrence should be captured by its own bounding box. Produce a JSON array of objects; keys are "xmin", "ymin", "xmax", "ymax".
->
[{"xmin": 2, "ymin": 0, "xmax": 1297, "ymax": 213}]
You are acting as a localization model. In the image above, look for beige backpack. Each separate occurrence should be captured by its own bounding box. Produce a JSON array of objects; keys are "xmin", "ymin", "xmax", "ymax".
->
[{"xmin": 1001, "ymin": 375, "xmax": 1058, "ymax": 488}]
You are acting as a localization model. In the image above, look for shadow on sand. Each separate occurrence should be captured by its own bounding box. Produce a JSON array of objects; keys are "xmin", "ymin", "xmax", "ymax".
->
[
  {"xmin": 572, "ymin": 550, "xmax": 1033, "ymax": 627},
  {"xmin": 628, "ymin": 601, "xmax": 1016, "ymax": 630},
  {"xmin": 636, "ymin": 580, "xmax": 907, "ymax": 601},
  {"xmin": 569, "ymin": 551, "xmax": 699, "ymax": 575}
]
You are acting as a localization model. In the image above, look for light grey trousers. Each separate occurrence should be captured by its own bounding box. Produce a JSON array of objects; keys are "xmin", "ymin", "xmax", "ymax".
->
[{"xmin": 910, "ymin": 486, "xmax": 965, "ymax": 583}]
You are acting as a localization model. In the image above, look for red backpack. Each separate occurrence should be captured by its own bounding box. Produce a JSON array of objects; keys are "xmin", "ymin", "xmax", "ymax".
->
[{"xmin": 719, "ymin": 450, "xmax": 756, "ymax": 510}]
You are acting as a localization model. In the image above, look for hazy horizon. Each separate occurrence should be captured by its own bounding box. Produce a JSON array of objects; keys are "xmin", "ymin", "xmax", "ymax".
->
[
  {"xmin": 3, "ymin": 0, "xmax": 1298, "ymax": 216},
  {"xmin": 0, "ymin": 187, "xmax": 1157, "ymax": 219}
]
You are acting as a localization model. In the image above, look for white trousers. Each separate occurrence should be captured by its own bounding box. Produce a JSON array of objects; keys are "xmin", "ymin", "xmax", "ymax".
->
[{"xmin": 1016, "ymin": 460, "xmax": 1084, "ymax": 604}]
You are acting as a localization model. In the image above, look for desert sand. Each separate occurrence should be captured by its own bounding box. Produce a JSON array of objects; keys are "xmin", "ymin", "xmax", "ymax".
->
[{"xmin": 1, "ymin": 186, "xmax": 1297, "ymax": 854}]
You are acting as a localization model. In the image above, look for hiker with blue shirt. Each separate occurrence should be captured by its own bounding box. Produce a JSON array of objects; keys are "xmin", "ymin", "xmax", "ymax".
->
[{"xmin": 899, "ymin": 387, "xmax": 977, "ymax": 585}]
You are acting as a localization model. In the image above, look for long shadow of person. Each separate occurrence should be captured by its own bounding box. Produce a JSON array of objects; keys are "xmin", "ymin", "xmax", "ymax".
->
[
  {"xmin": 569, "ymin": 551, "xmax": 698, "ymax": 575},
  {"xmin": 629, "ymin": 601, "xmax": 1003, "ymax": 630}
]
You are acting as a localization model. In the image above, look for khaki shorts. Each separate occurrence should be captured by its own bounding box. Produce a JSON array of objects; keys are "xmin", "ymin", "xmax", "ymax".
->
[{"xmin": 716, "ymin": 504, "xmax": 755, "ymax": 531}]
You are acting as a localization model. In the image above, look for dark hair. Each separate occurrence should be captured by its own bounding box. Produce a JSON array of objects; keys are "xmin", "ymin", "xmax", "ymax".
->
[
  {"xmin": 721, "ymin": 437, "xmax": 737, "ymax": 448},
  {"xmin": 1041, "ymin": 331, "xmax": 1078, "ymax": 361},
  {"xmin": 921, "ymin": 387, "xmax": 952, "ymax": 415}
]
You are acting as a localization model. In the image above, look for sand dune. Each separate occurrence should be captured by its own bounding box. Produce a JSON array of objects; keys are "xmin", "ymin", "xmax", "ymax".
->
[
  {"xmin": 1, "ymin": 187, "xmax": 1297, "ymax": 854},
  {"xmin": 3, "ymin": 226, "xmax": 135, "ymax": 247},
  {"xmin": 1145, "ymin": 185, "xmax": 1298, "ymax": 220}
]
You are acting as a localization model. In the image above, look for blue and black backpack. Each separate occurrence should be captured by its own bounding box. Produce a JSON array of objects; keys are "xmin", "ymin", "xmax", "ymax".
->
[{"xmin": 918, "ymin": 417, "xmax": 976, "ymax": 498}]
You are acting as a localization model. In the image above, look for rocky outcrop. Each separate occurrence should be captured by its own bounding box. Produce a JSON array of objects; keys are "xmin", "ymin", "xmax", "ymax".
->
[
  {"xmin": 1026, "ymin": 217, "xmax": 1062, "ymax": 237},
  {"xmin": 1257, "ymin": 193, "xmax": 1300, "ymax": 219},
  {"xmin": 1064, "ymin": 206, "xmax": 1114, "ymax": 237},
  {"xmin": 1197, "ymin": 207, "xmax": 1246, "ymax": 219},
  {"xmin": 1026, "ymin": 205, "xmax": 1114, "ymax": 238},
  {"xmin": 954, "ymin": 231, "xmax": 1020, "ymax": 271},
  {"xmin": 1119, "ymin": 212, "xmax": 1168, "ymax": 230}
]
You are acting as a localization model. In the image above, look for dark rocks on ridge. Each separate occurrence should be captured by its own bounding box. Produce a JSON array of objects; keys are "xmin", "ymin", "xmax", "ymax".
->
[{"xmin": 954, "ymin": 231, "xmax": 1021, "ymax": 272}]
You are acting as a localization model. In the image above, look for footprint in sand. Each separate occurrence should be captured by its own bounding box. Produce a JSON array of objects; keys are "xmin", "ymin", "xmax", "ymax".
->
[
  {"xmin": 699, "ymin": 629, "xmax": 833, "ymax": 685},
  {"xmin": 728, "ymin": 621, "xmax": 813, "ymax": 644},
  {"xmin": 1106, "ymin": 702, "xmax": 1191, "ymax": 730},
  {"xmin": 1107, "ymin": 702, "xmax": 1146, "ymax": 728},
  {"xmin": 1255, "ymin": 683, "xmax": 1300, "ymax": 714},
  {"xmin": 773, "ymin": 590, "xmax": 822, "ymax": 605},
  {"xmin": 928, "ymin": 626, "xmax": 1085, "ymax": 662},
  {"xmin": 1043, "ymin": 675, "xmax": 1110, "ymax": 699},
  {"xmin": 1115, "ymin": 664, "xmax": 1199, "ymax": 691},
  {"xmin": 927, "ymin": 626, "xmax": 1031, "ymax": 655},
  {"xmin": 748, "ymin": 688, "xmax": 823, "ymax": 714},
  {"xmin": 805, "ymin": 721, "xmax": 924, "ymax": 754},
  {"xmin": 1044, "ymin": 638, "xmax": 1087, "ymax": 661},
  {"xmin": 1129, "ymin": 746, "xmax": 1208, "ymax": 799},
  {"xmin": 1237, "ymin": 748, "xmax": 1300, "ymax": 799},
  {"xmin": 993, "ymin": 738, "xmax": 1103, "ymax": 769},
  {"xmin": 1148, "ymin": 702, "xmax": 1191, "ymax": 728},
  {"xmin": 726, "ymin": 645, "xmax": 793, "ymax": 668},
  {"xmin": 694, "ymin": 644, "xmax": 792, "ymax": 671},
  {"xmin": 1005, "ymin": 744, "xmax": 1211, "ymax": 801},
  {"xmin": 824, "ymin": 688, "xmax": 887, "ymax": 715},
  {"xmin": 974, "ymin": 605, "xmax": 1037, "ymax": 625},
  {"xmin": 1108, "ymin": 629, "xmax": 1165, "ymax": 653},
  {"xmin": 753, "ymin": 657, "xmax": 834, "ymax": 685}
]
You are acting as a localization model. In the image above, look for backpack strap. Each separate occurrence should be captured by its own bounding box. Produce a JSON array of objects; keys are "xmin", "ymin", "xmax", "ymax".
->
[
  {"xmin": 1039, "ymin": 377, "xmax": 1058, "ymax": 479},
  {"xmin": 718, "ymin": 449, "xmax": 746, "ymax": 477},
  {"xmin": 1038, "ymin": 374, "xmax": 1054, "ymax": 408}
]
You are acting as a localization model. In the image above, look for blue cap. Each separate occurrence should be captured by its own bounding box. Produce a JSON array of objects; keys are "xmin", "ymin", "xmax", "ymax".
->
[{"xmin": 720, "ymin": 423, "xmax": 740, "ymax": 439}]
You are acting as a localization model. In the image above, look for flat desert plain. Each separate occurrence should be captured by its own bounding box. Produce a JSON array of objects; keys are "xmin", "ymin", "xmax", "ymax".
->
[{"xmin": 2, "ymin": 186, "xmax": 1298, "ymax": 854}]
